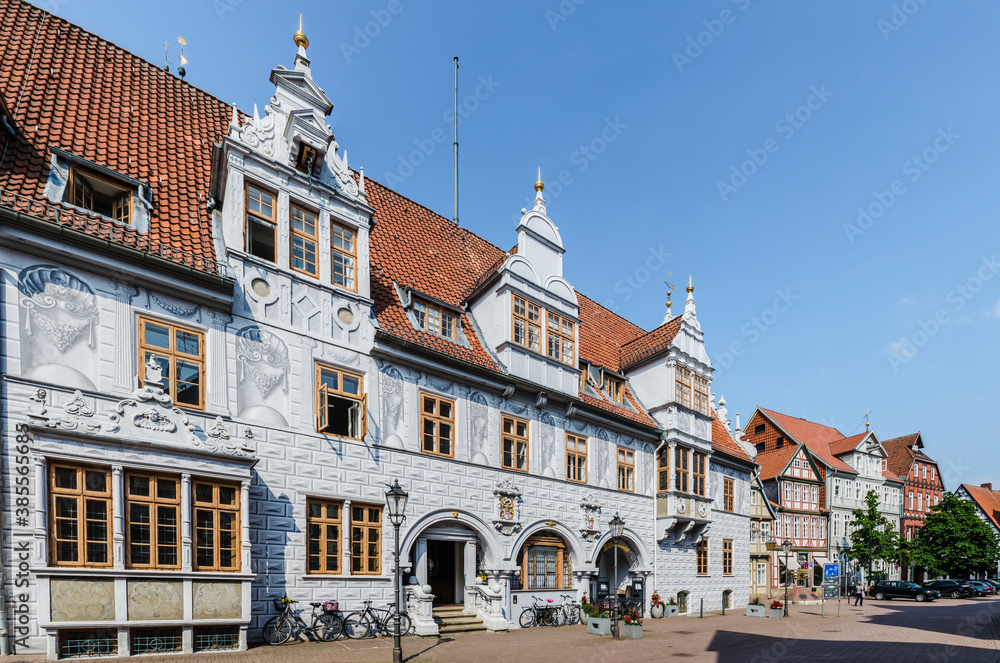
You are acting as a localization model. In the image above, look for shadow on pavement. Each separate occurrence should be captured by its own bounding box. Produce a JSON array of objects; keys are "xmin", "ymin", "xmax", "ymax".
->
[{"xmin": 862, "ymin": 598, "xmax": 1000, "ymax": 643}]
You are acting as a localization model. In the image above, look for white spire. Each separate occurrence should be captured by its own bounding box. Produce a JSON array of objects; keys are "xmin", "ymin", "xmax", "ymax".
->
[
  {"xmin": 684, "ymin": 275, "xmax": 696, "ymax": 317},
  {"xmin": 532, "ymin": 168, "xmax": 546, "ymax": 213},
  {"xmin": 718, "ymin": 395, "xmax": 730, "ymax": 430}
]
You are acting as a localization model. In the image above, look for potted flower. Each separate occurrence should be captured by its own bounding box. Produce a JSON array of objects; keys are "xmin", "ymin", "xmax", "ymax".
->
[
  {"xmin": 746, "ymin": 595, "xmax": 766, "ymax": 618},
  {"xmin": 584, "ymin": 594, "xmax": 611, "ymax": 635},
  {"xmin": 664, "ymin": 596, "xmax": 679, "ymax": 617},
  {"xmin": 650, "ymin": 591, "xmax": 665, "ymax": 618},
  {"xmin": 769, "ymin": 600, "xmax": 784, "ymax": 619},
  {"xmin": 622, "ymin": 608, "xmax": 643, "ymax": 639}
]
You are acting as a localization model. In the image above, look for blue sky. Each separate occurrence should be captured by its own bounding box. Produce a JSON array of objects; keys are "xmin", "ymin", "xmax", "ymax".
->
[{"xmin": 49, "ymin": 0, "xmax": 1000, "ymax": 487}]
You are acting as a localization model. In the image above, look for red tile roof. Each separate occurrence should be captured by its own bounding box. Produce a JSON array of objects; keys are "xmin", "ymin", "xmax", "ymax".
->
[
  {"xmin": 828, "ymin": 433, "xmax": 867, "ymax": 456},
  {"xmin": 882, "ymin": 469, "xmax": 904, "ymax": 483},
  {"xmin": 759, "ymin": 409, "xmax": 856, "ymax": 474},
  {"xmin": 882, "ymin": 433, "xmax": 937, "ymax": 481},
  {"xmin": 619, "ymin": 316, "xmax": 682, "ymax": 370},
  {"xmin": 0, "ymin": 0, "xmax": 233, "ymax": 273},
  {"xmin": 961, "ymin": 484, "xmax": 1000, "ymax": 531},
  {"xmin": 576, "ymin": 293, "xmax": 647, "ymax": 372},
  {"xmin": 755, "ymin": 444, "xmax": 800, "ymax": 481},
  {"xmin": 711, "ymin": 414, "xmax": 753, "ymax": 464}
]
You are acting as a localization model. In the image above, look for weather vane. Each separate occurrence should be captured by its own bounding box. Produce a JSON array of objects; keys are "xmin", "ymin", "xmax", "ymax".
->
[
  {"xmin": 161, "ymin": 41, "xmax": 170, "ymax": 72},
  {"xmin": 177, "ymin": 37, "xmax": 188, "ymax": 79}
]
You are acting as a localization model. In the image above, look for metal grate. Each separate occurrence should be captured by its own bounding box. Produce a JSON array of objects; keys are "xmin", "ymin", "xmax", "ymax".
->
[
  {"xmin": 59, "ymin": 629, "xmax": 118, "ymax": 659},
  {"xmin": 193, "ymin": 626, "xmax": 240, "ymax": 652},
  {"xmin": 131, "ymin": 628, "xmax": 182, "ymax": 655}
]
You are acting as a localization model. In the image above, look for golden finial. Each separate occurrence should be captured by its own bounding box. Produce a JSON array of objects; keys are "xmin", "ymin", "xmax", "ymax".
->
[
  {"xmin": 686, "ymin": 275, "xmax": 694, "ymax": 294},
  {"xmin": 294, "ymin": 14, "xmax": 309, "ymax": 49},
  {"xmin": 534, "ymin": 168, "xmax": 544, "ymax": 192}
]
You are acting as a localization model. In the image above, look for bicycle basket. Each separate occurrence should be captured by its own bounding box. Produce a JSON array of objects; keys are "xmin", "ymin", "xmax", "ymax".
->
[
  {"xmin": 323, "ymin": 600, "xmax": 339, "ymax": 614},
  {"xmin": 272, "ymin": 598, "xmax": 288, "ymax": 611}
]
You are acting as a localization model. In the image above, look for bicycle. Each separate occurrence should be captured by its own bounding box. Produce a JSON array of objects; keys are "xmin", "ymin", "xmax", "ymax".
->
[
  {"xmin": 262, "ymin": 597, "xmax": 345, "ymax": 645},
  {"xmin": 558, "ymin": 593, "xmax": 582, "ymax": 625},
  {"xmin": 343, "ymin": 600, "xmax": 412, "ymax": 639},
  {"xmin": 519, "ymin": 596, "xmax": 562, "ymax": 628}
]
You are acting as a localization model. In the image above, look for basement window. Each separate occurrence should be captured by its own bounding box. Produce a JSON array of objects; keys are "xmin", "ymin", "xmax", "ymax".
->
[
  {"xmin": 67, "ymin": 166, "xmax": 133, "ymax": 224},
  {"xmin": 316, "ymin": 364, "xmax": 367, "ymax": 440}
]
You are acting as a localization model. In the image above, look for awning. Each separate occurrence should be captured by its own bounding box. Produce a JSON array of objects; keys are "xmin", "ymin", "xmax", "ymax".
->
[
  {"xmin": 782, "ymin": 556, "xmax": 801, "ymax": 572},
  {"xmin": 813, "ymin": 556, "xmax": 832, "ymax": 568}
]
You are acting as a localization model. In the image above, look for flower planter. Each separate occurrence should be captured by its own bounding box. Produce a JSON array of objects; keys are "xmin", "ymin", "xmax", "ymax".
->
[
  {"xmin": 746, "ymin": 604, "xmax": 766, "ymax": 618},
  {"xmin": 769, "ymin": 608, "xmax": 784, "ymax": 619},
  {"xmin": 664, "ymin": 605, "xmax": 678, "ymax": 617},
  {"xmin": 587, "ymin": 617, "xmax": 611, "ymax": 635},
  {"xmin": 650, "ymin": 604, "xmax": 664, "ymax": 619},
  {"xmin": 622, "ymin": 624, "xmax": 643, "ymax": 640}
]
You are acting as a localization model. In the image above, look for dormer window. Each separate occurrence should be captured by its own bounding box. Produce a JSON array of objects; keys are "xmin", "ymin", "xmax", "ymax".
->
[
  {"xmin": 331, "ymin": 221, "xmax": 357, "ymax": 291},
  {"xmin": 290, "ymin": 203, "xmax": 319, "ymax": 277},
  {"xmin": 246, "ymin": 184, "xmax": 276, "ymax": 262},
  {"xmin": 295, "ymin": 144, "xmax": 318, "ymax": 175},
  {"xmin": 603, "ymin": 375, "xmax": 626, "ymax": 405},
  {"xmin": 512, "ymin": 295, "xmax": 541, "ymax": 352},
  {"xmin": 413, "ymin": 300, "xmax": 456, "ymax": 339},
  {"xmin": 545, "ymin": 312, "xmax": 575, "ymax": 365},
  {"xmin": 67, "ymin": 166, "xmax": 132, "ymax": 224}
]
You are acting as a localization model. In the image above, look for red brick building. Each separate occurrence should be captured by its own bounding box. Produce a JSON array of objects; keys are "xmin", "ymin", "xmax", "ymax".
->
[{"xmin": 882, "ymin": 433, "xmax": 945, "ymax": 582}]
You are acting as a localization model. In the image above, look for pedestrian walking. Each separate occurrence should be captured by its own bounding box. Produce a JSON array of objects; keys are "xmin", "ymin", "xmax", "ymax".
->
[{"xmin": 853, "ymin": 583, "xmax": 864, "ymax": 606}]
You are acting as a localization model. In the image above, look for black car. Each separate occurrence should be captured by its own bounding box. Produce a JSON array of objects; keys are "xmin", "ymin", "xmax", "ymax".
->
[
  {"xmin": 868, "ymin": 580, "xmax": 939, "ymax": 602},
  {"xmin": 922, "ymin": 580, "xmax": 976, "ymax": 598},
  {"xmin": 969, "ymin": 581, "xmax": 996, "ymax": 596}
]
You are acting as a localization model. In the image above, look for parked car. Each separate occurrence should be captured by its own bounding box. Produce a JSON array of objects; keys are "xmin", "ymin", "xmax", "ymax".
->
[
  {"xmin": 922, "ymin": 580, "xmax": 976, "ymax": 599},
  {"xmin": 969, "ymin": 581, "xmax": 996, "ymax": 596},
  {"xmin": 868, "ymin": 580, "xmax": 939, "ymax": 602},
  {"xmin": 983, "ymin": 579, "xmax": 1000, "ymax": 591}
]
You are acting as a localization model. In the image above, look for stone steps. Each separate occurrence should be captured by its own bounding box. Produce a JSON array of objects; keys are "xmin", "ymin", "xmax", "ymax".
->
[{"xmin": 433, "ymin": 605, "xmax": 488, "ymax": 634}]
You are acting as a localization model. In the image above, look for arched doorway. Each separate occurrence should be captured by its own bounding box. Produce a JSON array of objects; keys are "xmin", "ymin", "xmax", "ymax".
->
[
  {"xmin": 409, "ymin": 522, "xmax": 489, "ymax": 606},
  {"xmin": 594, "ymin": 538, "xmax": 641, "ymax": 602}
]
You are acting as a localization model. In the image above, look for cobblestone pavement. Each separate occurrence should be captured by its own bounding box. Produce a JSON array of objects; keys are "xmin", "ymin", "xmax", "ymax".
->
[{"xmin": 15, "ymin": 596, "xmax": 1000, "ymax": 663}]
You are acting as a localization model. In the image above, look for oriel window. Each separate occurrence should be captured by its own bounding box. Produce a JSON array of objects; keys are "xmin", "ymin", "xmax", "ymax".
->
[
  {"xmin": 512, "ymin": 295, "xmax": 541, "ymax": 352},
  {"xmin": 126, "ymin": 473, "xmax": 180, "ymax": 569},
  {"xmin": 193, "ymin": 481, "xmax": 240, "ymax": 571},
  {"xmin": 50, "ymin": 464, "xmax": 112, "ymax": 567}
]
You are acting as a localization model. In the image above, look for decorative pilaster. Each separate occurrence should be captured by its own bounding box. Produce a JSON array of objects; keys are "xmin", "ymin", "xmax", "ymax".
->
[
  {"xmin": 209, "ymin": 312, "xmax": 233, "ymax": 414},
  {"xmin": 108, "ymin": 281, "xmax": 139, "ymax": 394},
  {"xmin": 241, "ymin": 479, "xmax": 251, "ymax": 571},
  {"xmin": 33, "ymin": 455, "xmax": 47, "ymax": 565},
  {"xmin": 112, "ymin": 465, "xmax": 124, "ymax": 569},
  {"xmin": 343, "ymin": 499, "xmax": 352, "ymax": 575},
  {"xmin": 181, "ymin": 473, "xmax": 192, "ymax": 571}
]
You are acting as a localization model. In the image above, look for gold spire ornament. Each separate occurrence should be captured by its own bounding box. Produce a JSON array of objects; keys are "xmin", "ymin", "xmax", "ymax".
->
[
  {"xmin": 686, "ymin": 275, "xmax": 694, "ymax": 294},
  {"xmin": 294, "ymin": 14, "xmax": 309, "ymax": 49},
  {"xmin": 534, "ymin": 168, "xmax": 544, "ymax": 192}
]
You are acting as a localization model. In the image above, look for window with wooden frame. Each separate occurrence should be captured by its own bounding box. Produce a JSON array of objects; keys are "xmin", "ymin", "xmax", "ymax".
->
[
  {"xmin": 696, "ymin": 538, "xmax": 708, "ymax": 575},
  {"xmin": 566, "ymin": 434, "xmax": 587, "ymax": 483},
  {"xmin": 545, "ymin": 311, "xmax": 575, "ymax": 365},
  {"xmin": 502, "ymin": 416, "xmax": 529, "ymax": 472},
  {"xmin": 520, "ymin": 535, "xmax": 571, "ymax": 589},
  {"xmin": 658, "ymin": 449, "xmax": 670, "ymax": 493},
  {"xmin": 692, "ymin": 452, "xmax": 706, "ymax": 496},
  {"xmin": 316, "ymin": 364, "xmax": 366, "ymax": 439},
  {"xmin": 67, "ymin": 166, "xmax": 133, "ymax": 224},
  {"xmin": 138, "ymin": 316, "xmax": 205, "ymax": 410},
  {"xmin": 674, "ymin": 447, "xmax": 689, "ymax": 493},
  {"xmin": 579, "ymin": 364, "xmax": 589, "ymax": 391},
  {"xmin": 693, "ymin": 374, "xmax": 710, "ymax": 415},
  {"xmin": 723, "ymin": 539, "xmax": 733, "ymax": 575},
  {"xmin": 413, "ymin": 300, "xmax": 456, "ymax": 340},
  {"xmin": 723, "ymin": 477, "xmax": 734, "ymax": 512},
  {"xmin": 50, "ymin": 464, "xmax": 112, "ymax": 567},
  {"xmin": 675, "ymin": 366, "xmax": 692, "ymax": 409},
  {"xmin": 245, "ymin": 183, "xmax": 276, "ymax": 262},
  {"xmin": 307, "ymin": 499, "xmax": 342, "ymax": 575},
  {"xmin": 193, "ymin": 481, "xmax": 240, "ymax": 571},
  {"xmin": 350, "ymin": 505, "xmax": 381, "ymax": 575},
  {"xmin": 754, "ymin": 424, "xmax": 766, "ymax": 435},
  {"xmin": 331, "ymin": 221, "xmax": 357, "ymax": 291},
  {"xmin": 290, "ymin": 203, "xmax": 319, "ymax": 277},
  {"xmin": 604, "ymin": 375, "xmax": 626, "ymax": 405},
  {"xmin": 617, "ymin": 447, "xmax": 635, "ymax": 492},
  {"xmin": 512, "ymin": 295, "xmax": 541, "ymax": 352},
  {"xmin": 421, "ymin": 393, "xmax": 455, "ymax": 457},
  {"xmin": 126, "ymin": 473, "xmax": 180, "ymax": 569}
]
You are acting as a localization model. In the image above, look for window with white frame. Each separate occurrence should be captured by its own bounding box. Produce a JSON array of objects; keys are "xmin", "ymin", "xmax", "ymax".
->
[
  {"xmin": 811, "ymin": 485, "xmax": 817, "ymax": 504},
  {"xmin": 834, "ymin": 478, "xmax": 841, "ymax": 497}
]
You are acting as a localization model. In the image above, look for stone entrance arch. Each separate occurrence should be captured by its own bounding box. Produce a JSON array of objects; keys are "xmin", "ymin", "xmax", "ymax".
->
[{"xmin": 591, "ymin": 528, "xmax": 652, "ymax": 603}]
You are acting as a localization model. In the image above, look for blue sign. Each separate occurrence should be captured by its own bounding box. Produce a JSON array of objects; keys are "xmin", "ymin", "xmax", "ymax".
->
[{"xmin": 824, "ymin": 563, "xmax": 840, "ymax": 578}]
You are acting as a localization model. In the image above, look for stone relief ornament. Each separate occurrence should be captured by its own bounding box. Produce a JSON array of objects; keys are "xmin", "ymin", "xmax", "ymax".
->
[
  {"xmin": 540, "ymin": 413, "xmax": 557, "ymax": 478},
  {"xmin": 207, "ymin": 417, "xmax": 231, "ymax": 440},
  {"xmin": 236, "ymin": 326, "xmax": 290, "ymax": 427},
  {"xmin": 380, "ymin": 366, "xmax": 405, "ymax": 448},
  {"xmin": 148, "ymin": 290, "xmax": 201, "ymax": 321},
  {"xmin": 424, "ymin": 375, "xmax": 454, "ymax": 394},
  {"xmin": 231, "ymin": 103, "xmax": 276, "ymax": 158},
  {"xmin": 596, "ymin": 432, "xmax": 611, "ymax": 488},
  {"xmin": 579, "ymin": 494, "xmax": 602, "ymax": 542},
  {"xmin": 492, "ymin": 478, "xmax": 522, "ymax": 536},
  {"xmin": 469, "ymin": 392, "xmax": 490, "ymax": 465},
  {"xmin": 19, "ymin": 266, "xmax": 99, "ymax": 353}
]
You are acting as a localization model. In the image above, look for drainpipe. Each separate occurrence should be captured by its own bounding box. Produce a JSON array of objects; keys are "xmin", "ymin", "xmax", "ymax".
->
[{"xmin": 651, "ymin": 433, "xmax": 668, "ymax": 609}]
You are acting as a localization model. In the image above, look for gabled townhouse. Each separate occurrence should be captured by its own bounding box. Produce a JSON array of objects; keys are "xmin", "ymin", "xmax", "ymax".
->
[
  {"xmin": 883, "ymin": 433, "xmax": 946, "ymax": 582},
  {"xmin": 955, "ymin": 483, "xmax": 1000, "ymax": 578},
  {"xmin": 0, "ymin": 2, "xmax": 755, "ymax": 657},
  {"xmin": 748, "ymin": 470, "xmax": 777, "ymax": 599}
]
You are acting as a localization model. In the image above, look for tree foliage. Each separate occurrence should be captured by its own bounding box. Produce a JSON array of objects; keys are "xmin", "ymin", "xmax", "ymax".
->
[
  {"xmin": 914, "ymin": 492, "xmax": 1000, "ymax": 579},
  {"xmin": 846, "ymin": 489, "xmax": 899, "ymax": 581}
]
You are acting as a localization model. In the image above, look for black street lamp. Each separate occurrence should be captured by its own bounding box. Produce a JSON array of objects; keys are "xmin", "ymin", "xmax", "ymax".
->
[
  {"xmin": 609, "ymin": 512, "xmax": 625, "ymax": 639},
  {"xmin": 385, "ymin": 479, "xmax": 409, "ymax": 663},
  {"xmin": 782, "ymin": 539, "xmax": 792, "ymax": 617}
]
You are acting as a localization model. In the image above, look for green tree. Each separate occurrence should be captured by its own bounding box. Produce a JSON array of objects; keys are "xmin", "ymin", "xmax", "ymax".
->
[
  {"xmin": 913, "ymin": 492, "xmax": 1000, "ymax": 579},
  {"xmin": 846, "ymin": 489, "xmax": 899, "ymax": 583}
]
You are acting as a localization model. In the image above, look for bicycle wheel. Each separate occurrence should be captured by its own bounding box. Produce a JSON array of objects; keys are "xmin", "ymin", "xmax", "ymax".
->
[
  {"xmin": 344, "ymin": 613, "xmax": 373, "ymax": 639},
  {"xmin": 382, "ymin": 613, "xmax": 411, "ymax": 636},
  {"xmin": 519, "ymin": 607, "xmax": 536, "ymax": 628},
  {"xmin": 262, "ymin": 616, "xmax": 293, "ymax": 645},
  {"xmin": 569, "ymin": 606, "xmax": 582, "ymax": 624},
  {"xmin": 551, "ymin": 608, "xmax": 564, "ymax": 626},
  {"xmin": 314, "ymin": 613, "xmax": 344, "ymax": 642}
]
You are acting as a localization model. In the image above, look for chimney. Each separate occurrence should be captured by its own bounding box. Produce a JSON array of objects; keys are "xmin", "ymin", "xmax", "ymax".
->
[{"xmin": 982, "ymin": 483, "xmax": 993, "ymax": 491}]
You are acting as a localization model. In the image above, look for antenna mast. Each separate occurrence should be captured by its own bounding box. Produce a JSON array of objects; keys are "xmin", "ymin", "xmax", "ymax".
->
[{"xmin": 453, "ymin": 56, "xmax": 459, "ymax": 225}]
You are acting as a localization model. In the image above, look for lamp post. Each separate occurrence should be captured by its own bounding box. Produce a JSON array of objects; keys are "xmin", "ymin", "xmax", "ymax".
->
[
  {"xmin": 385, "ymin": 479, "xmax": 409, "ymax": 663},
  {"xmin": 609, "ymin": 512, "xmax": 625, "ymax": 639},
  {"xmin": 782, "ymin": 539, "xmax": 792, "ymax": 617}
]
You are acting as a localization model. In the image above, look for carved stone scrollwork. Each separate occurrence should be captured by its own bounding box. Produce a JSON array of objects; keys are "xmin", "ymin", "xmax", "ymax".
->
[
  {"xmin": 579, "ymin": 494, "xmax": 601, "ymax": 542},
  {"xmin": 492, "ymin": 478, "xmax": 522, "ymax": 536}
]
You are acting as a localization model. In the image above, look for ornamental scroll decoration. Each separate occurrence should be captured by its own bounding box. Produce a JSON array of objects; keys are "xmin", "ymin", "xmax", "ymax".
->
[
  {"xmin": 236, "ymin": 327, "xmax": 290, "ymax": 398},
  {"xmin": 579, "ymin": 494, "xmax": 602, "ymax": 542},
  {"xmin": 492, "ymin": 478, "xmax": 522, "ymax": 536},
  {"xmin": 19, "ymin": 265, "xmax": 99, "ymax": 354}
]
